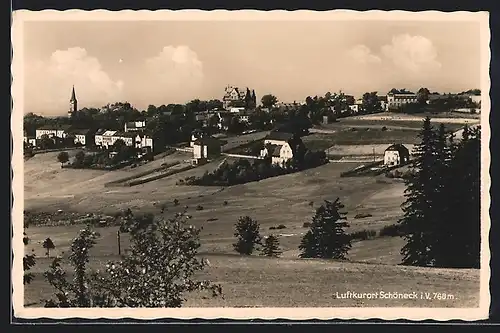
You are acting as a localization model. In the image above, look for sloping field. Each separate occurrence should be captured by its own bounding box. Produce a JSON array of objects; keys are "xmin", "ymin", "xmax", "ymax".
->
[
  {"xmin": 23, "ymin": 159, "xmax": 407, "ymax": 257},
  {"xmin": 24, "ymin": 252, "xmax": 479, "ymax": 308}
]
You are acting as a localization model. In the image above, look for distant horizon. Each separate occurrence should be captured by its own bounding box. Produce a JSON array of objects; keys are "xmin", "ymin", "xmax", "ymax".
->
[
  {"xmin": 22, "ymin": 19, "xmax": 481, "ymax": 116},
  {"xmin": 25, "ymin": 85, "xmax": 482, "ymax": 118}
]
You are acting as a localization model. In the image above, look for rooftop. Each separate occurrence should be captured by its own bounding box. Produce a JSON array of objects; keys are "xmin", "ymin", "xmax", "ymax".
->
[{"xmin": 265, "ymin": 131, "xmax": 294, "ymax": 142}]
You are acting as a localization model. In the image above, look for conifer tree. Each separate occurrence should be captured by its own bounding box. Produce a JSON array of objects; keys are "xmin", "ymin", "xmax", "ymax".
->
[
  {"xmin": 299, "ymin": 198, "xmax": 351, "ymax": 259},
  {"xmin": 438, "ymin": 125, "xmax": 481, "ymax": 268},
  {"xmin": 261, "ymin": 234, "xmax": 282, "ymax": 257},
  {"xmin": 398, "ymin": 117, "xmax": 439, "ymax": 266}
]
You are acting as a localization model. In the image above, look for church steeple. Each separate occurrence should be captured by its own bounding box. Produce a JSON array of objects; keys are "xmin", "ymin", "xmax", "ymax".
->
[{"xmin": 68, "ymin": 85, "xmax": 78, "ymax": 118}]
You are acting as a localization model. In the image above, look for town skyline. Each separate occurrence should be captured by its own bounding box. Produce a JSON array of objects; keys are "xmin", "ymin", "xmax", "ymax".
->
[{"xmin": 23, "ymin": 20, "xmax": 481, "ymax": 116}]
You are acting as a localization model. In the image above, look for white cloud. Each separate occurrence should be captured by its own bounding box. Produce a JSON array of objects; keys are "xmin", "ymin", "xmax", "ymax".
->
[
  {"xmin": 347, "ymin": 45, "xmax": 382, "ymax": 64},
  {"xmin": 25, "ymin": 47, "xmax": 124, "ymax": 114},
  {"xmin": 142, "ymin": 45, "xmax": 204, "ymax": 104},
  {"xmin": 381, "ymin": 34, "xmax": 442, "ymax": 73}
]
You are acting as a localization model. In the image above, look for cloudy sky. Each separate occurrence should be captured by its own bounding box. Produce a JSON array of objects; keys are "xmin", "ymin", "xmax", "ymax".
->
[{"xmin": 23, "ymin": 19, "xmax": 481, "ymax": 116}]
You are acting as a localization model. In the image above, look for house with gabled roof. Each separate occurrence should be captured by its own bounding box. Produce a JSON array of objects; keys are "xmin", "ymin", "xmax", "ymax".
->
[
  {"xmin": 260, "ymin": 131, "xmax": 296, "ymax": 166},
  {"xmin": 192, "ymin": 136, "xmax": 221, "ymax": 161},
  {"xmin": 35, "ymin": 124, "xmax": 72, "ymax": 139},
  {"xmin": 384, "ymin": 143, "xmax": 410, "ymax": 166},
  {"xmin": 69, "ymin": 128, "xmax": 96, "ymax": 146}
]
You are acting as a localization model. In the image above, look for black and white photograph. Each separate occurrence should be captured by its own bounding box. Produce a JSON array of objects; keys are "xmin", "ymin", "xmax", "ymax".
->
[{"xmin": 11, "ymin": 10, "xmax": 491, "ymax": 320}]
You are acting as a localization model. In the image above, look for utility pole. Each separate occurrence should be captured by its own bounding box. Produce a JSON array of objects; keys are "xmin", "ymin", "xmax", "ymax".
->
[{"xmin": 117, "ymin": 230, "xmax": 121, "ymax": 256}]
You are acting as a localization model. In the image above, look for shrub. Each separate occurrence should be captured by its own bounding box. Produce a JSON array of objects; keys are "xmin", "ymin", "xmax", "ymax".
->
[
  {"xmin": 276, "ymin": 224, "xmax": 287, "ymax": 229},
  {"xmin": 302, "ymin": 222, "xmax": 311, "ymax": 228},
  {"xmin": 354, "ymin": 213, "xmax": 373, "ymax": 219},
  {"xmin": 350, "ymin": 229, "xmax": 377, "ymax": 241},
  {"xmin": 233, "ymin": 216, "xmax": 262, "ymax": 255},
  {"xmin": 173, "ymin": 199, "xmax": 179, "ymax": 206},
  {"xmin": 269, "ymin": 226, "xmax": 276, "ymax": 230},
  {"xmin": 308, "ymin": 201, "xmax": 314, "ymax": 207},
  {"xmin": 223, "ymin": 201, "xmax": 228, "ymax": 206},
  {"xmin": 196, "ymin": 205, "xmax": 204, "ymax": 211},
  {"xmin": 379, "ymin": 224, "xmax": 404, "ymax": 237},
  {"xmin": 381, "ymin": 126, "xmax": 388, "ymax": 131}
]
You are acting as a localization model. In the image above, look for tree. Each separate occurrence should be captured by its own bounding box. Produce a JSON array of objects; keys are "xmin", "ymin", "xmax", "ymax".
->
[
  {"xmin": 74, "ymin": 150, "xmax": 86, "ymax": 167},
  {"xmin": 398, "ymin": 117, "xmax": 440, "ymax": 266},
  {"xmin": 434, "ymin": 125, "xmax": 481, "ymax": 268},
  {"xmin": 417, "ymin": 87, "xmax": 431, "ymax": 104},
  {"xmin": 43, "ymin": 212, "xmax": 223, "ymax": 307},
  {"xmin": 233, "ymin": 216, "xmax": 262, "ymax": 255},
  {"xmin": 23, "ymin": 233, "xmax": 36, "ymax": 285},
  {"xmin": 361, "ymin": 92, "xmax": 381, "ymax": 114},
  {"xmin": 42, "ymin": 237, "xmax": 56, "ymax": 258},
  {"xmin": 57, "ymin": 151, "xmax": 69, "ymax": 167},
  {"xmin": 261, "ymin": 94, "xmax": 278, "ymax": 109},
  {"xmin": 260, "ymin": 234, "xmax": 282, "ymax": 257},
  {"xmin": 299, "ymin": 198, "xmax": 351, "ymax": 259}
]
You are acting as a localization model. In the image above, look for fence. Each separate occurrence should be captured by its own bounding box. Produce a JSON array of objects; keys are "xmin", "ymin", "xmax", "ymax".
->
[
  {"xmin": 340, "ymin": 160, "xmax": 383, "ymax": 177},
  {"xmin": 104, "ymin": 161, "xmax": 181, "ymax": 187},
  {"xmin": 127, "ymin": 165, "xmax": 195, "ymax": 186},
  {"xmin": 221, "ymin": 152, "xmax": 263, "ymax": 160}
]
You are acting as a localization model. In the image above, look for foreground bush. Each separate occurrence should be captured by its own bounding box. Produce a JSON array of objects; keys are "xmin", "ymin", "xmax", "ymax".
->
[
  {"xmin": 42, "ymin": 211, "xmax": 222, "ymax": 307},
  {"xmin": 350, "ymin": 229, "xmax": 377, "ymax": 241},
  {"xmin": 233, "ymin": 216, "xmax": 262, "ymax": 255},
  {"xmin": 379, "ymin": 224, "xmax": 405, "ymax": 237}
]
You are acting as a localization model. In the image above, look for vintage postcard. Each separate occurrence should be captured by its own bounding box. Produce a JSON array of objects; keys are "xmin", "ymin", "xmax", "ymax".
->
[{"xmin": 11, "ymin": 10, "xmax": 491, "ymax": 321}]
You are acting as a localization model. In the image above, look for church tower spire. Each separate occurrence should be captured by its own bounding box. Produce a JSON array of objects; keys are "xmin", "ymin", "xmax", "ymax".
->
[{"xmin": 69, "ymin": 85, "xmax": 78, "ymax": 118}]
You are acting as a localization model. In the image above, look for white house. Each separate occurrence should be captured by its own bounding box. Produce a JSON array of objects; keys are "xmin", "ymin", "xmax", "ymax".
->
[
  {"xmin": 387, "ymin": 90, "xmax": 418, "ymax": 110},
  {"xmin": 70, "ymin": 128, "xmax": 95, "ymax": 146},
  {"xmin": 348, "ymin": 104, "xmax": 360, "ymax": 113},
  {"xmin": 469, "ymin": 94, "xmax": 481, "ymax": 106},
  {"xmin": 230, "ymin": 107, "xmax": 245, "ymax": 114},
  {"xmin": 35, "ymin": 125, "xmax": 72, "ymax": 139},
  {"xmin": 135, "ymin": 133, "xmax": 154, "ymax": 151},
  {"xmin": 124, "ymin": 120, "xmax": 147, "ymax": 132},
  {"xmin": 192, "ymin": 137, "xmax": 221, "ymax": 161},
  {"xmin": 384, "ymin": 144, "xmax": 410, "ymax": 166},
  {"xmin": 95, "ymin": 130, "xmax": 117, "ymax": 147},
  {"xmin": 23, "ymin": 130, "xmax": 36, "ymax": 147},
  {"xmin": 260, "ymin": 131, "xmax": 295, "ymax": 166}
]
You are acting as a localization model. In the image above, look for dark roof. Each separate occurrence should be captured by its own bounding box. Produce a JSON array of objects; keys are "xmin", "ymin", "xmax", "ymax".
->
[
  {"xmin": 193, "ymin": 136, "xmax": 220, "ymax": 146},
  {"xmin": 114, "ymin": 131, "xmax": 136, "ymax": 138},
  {"xmin": 95, "ymin": 128, "xmax": 107, "ymax": 135},
  {"xmin": 265, "ymin": 131, "xmax": 294, "ymax": 142},
  {"xmin": 378, "ymin": 96, "xmax": 388, "ymax": 102},
  {"xmin": 70, "ymin": 128, "xmax": 93, "ymax": 135},
  {"xmin": 385, "ymin": 144, "xmax": 409, "ymax": 155}
]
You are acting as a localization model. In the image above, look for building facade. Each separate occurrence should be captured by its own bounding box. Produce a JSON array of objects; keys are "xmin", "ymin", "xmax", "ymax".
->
[
  {"xmin": 124, "ymin": 120, "xmax": 147, "ymax": 132},
  {"xmin": 260, "ymin": 131, "xmax": 296, "ymax": 166},
  {"xmin": 35, "ymin": 125, "xmax": 72, "ymax": 139},
  {"xmin": 192, "ymin": 137, "xmax": 222, "ymax": 160},
  {"xmin": 222, "ymin": 85, "xmax": 257, "ymax": 110},
  {"xmin": 387, "ymin": 90, "xmax": 418, "ymax": 110},
  {"xmin": 384, "ymin": 144, "xmax": 410, "ymax": 166}
]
